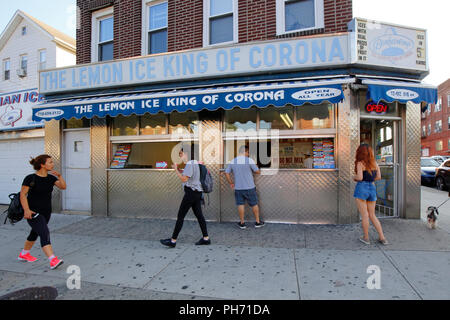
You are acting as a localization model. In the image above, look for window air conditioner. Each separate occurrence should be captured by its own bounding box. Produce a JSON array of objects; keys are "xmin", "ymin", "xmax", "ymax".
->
[{"xmin": 16, "ymin": 68, "xmax": 27, "ymax": 77}]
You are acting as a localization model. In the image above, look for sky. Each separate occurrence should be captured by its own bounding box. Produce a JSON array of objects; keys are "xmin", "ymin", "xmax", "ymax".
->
[{"xmin": 0, "ymin": 0, "xmax": 448, "ymax": 86}]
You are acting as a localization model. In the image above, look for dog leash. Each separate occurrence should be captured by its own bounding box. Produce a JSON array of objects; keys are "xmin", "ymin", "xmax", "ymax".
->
[{"xmin": 434, "ymin": 197, "xmax": 450, "ymax": 210}]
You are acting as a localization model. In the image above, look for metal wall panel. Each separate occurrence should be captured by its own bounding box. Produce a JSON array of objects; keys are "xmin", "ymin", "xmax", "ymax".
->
[
  {"xmin": 91, "ymin": 117, "xmax": 108, "ymax": 216},
  {"xmin": 404, "ymin": 102, "xmax": 421, "ymax": 219},
  {"xmin": 44, "ymin": 120, "xmax": 62, "ymax": 213},
  {"xmin": 337, "ymin": 86, "xmax": 360, "ymax": 223}
]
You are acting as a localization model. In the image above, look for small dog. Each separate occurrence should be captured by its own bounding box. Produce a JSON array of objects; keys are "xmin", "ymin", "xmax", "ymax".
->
[{"xmin": 426, "ymin": 206, "xmax": 439, "ymax": 229}]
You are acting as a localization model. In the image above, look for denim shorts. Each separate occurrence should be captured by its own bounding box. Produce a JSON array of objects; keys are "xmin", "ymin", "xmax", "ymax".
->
[
  {"xmin": 234, "ymin": 188, "xmax": 258, "ymax": 206},
  {"xmin": 354, "ymin": 181, "xmax": 377, "ymax": 202}
]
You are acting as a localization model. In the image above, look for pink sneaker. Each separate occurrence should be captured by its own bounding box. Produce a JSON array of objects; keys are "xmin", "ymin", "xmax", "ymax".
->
[
  {"xmin": 49, "ymin": 256, "xmax": 64, "ymax": 270},
  {"xmin": 18, "ymin": 252, "xmax": 38, "ymax": 262}
]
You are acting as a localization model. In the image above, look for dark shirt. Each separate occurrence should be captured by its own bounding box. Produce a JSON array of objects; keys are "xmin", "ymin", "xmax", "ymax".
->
[
  {"xmin": 22, "ymin": 174, "xmax": 58, "ymax": 215},
  {"xmin": 362, "ymin": 170, "xmax": 377, "ymax": 182}
]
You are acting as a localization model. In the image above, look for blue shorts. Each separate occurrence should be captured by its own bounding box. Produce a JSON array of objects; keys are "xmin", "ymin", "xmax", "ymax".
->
[
  {"xmin": 235, "ymin": 188, "xmax": 258, "ymax": 207},
  {"xmin": 354, "ymin": 182, "xmax": 377, "ymax": 202}
]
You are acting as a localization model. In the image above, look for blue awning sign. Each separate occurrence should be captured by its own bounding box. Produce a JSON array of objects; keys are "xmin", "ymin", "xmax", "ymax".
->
[
  {"xmin": 362, "ymin": 79, "xmax": 437, "ymax": 105},
  {"xmin": 33, "ymin": 79, "xmax": 354, "ymax": 121}
]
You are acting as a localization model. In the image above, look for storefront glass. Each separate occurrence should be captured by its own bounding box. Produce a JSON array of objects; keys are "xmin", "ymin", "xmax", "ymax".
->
[
  {"xmin": 112, "ymin": 115, "xmax": 138, "ymax": 136},
  {"xmin": 224, "ymin": 107, "xmax": 257, "ymax": 132},
  {"xmin": 259, "ymin": 106, "xmax": 294, "ymax": 130},
  {"xmin": 296, "ymin": 103, "xmax": 334, "ymax": 129},
  {"xmin": 140, "ymin": 113, "xmax": 166, "ymax": 135},
  {"xmin": 169, "ymin": 111, "xmax": 199, "ymax": 135}
]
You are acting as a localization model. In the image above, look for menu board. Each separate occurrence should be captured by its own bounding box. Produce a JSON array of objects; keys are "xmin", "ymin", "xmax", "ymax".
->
[
  {"xmin": 313, "ymin": 139, "xmax": 335, "ymax": 169},
  {"xmin": 110, "ymin": 144, "xmax": 132, "ymax": 169}
]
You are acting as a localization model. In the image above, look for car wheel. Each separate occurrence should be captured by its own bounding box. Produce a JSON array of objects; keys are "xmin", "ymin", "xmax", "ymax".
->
[{"xmin": 436, "ymin": 176, "xmax": 446, "ymax": 191}]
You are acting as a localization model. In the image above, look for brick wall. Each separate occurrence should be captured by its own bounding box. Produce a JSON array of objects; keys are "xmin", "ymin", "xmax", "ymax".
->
[{"xmin": 77, "ymin": 0, "xmax": 353, "ymax": 64}]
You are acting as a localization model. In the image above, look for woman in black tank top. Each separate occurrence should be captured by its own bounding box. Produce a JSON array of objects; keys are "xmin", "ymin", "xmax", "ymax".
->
[{"xmin": 353, "ymin": 145, "xmax": 389, "ymax": 245}]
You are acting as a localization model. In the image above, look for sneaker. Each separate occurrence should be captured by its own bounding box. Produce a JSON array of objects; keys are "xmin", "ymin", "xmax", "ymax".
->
[
  {"xmin": 195, "ymin": 238, "xmax": 211, "ymax": 245},
  {"xmin": 378, "ymin": 238, "xmax": 389, "ymax": 245},
  {"xmin": 359, "ymin": 237, "xmax": 371, "ymax": 245},
  {"xmin": 255, "ymin": 221, "xmax": 265, "ymax": 228},
  {"xmin": 49, "ymin": 256, "xmax": 64, "ymax": 270},
  {"xmin": 18, "ymin": 252, "xmax": 38, "ymax": 262},
  {"xmin": 237, "ymin": 222, "xmax": 247, "ymax": 229},
  {"xmin": 160, "ymin": 238, "xmax": 176, "ymax": 248}
]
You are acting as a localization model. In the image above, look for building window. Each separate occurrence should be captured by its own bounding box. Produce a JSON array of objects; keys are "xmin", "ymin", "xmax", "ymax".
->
[
  {"xmin": 18, "ymin": 55, "xmax": 27, "ymax": 77},
  {"xmin": 422, "ymin": 126, "xmax": 426, "ymax": 137},
  {"xmin": 92, "ymin": 7, "xmax": 114, "ymax": 62},
  {"xmin": 3, "ymin": 59, "xmax": 10, "ymax": 80},
  {"xmin": 39, "ymin": 50, "xmax": 46, "ymax": 70},
  {"xmin": 297, "ymin": 103, "xmax": 334, "ymax": 129},
  {"xmin": 435, "ymin": 97, "xmax": 442, "ymax": 112},
  {"xmin": 427, "ymin": 104, "xmax": 431, "ymax": 115},
  {"xmin": 204, "ymin": 0, "xmax": 238, "ymax": 46},
  {"xmin": 148, "ymin": 1, "xmax": 168, "ymax": 54},
  {"xmin": 276, "ymin": 0, "xmax": 324, "ymax": 35},
  {"xmin": 427, "ymin": 124, "xmax": 431, "ymax": 136},
  {"xmin": 447, "ymin": 94, "xmax": 450, "ymax": 108},
  {"xmin": 436, "ymin": 140, "xmax": 443, "ymax": 151},
  {"xmin": 22, "ymin": 26, "xmax": 27, "ymax": 36},
  {"xmin": 435, "ymin": 120, "xmax": 442, "ymax": 133},
  {"xmin": 448, "ymin": 116, "xmax": 450, "ymax": 130}
]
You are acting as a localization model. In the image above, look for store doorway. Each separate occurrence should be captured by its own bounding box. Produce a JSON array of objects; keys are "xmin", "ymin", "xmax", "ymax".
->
[
  {"xmin": 360, "ymin": 119, "xmax": 401, "ymax": 218},
  {"xmin": 62, "ymin": 129, "xmax": 91, "ymax": 212}
]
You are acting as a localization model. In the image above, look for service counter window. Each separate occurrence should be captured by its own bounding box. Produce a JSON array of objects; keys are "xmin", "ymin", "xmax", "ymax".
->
[
  {"xmin": 112, "ymin": 115, "xmax": 139, "ymax": 136},
  {"xmin": 140, "ymin": 113, "xmax": 166, "ymax": 135},
  {"xmin": 297, "ymin": 103, "xmax": 334, "ymax": 129},
  {"xmin": 169, "ymin": 111, "xmax": 199, "ymax": 135},
  {"xmin": 260, "ymin": 106, "xmax": 294, "ymax": 130},
  {"xmin": 110, "ymin": 141, "xmax": 198, "ymax": 169},
  {"xmin": 224, "ymin": 107, "xmax": 257, "ymax": 132}
]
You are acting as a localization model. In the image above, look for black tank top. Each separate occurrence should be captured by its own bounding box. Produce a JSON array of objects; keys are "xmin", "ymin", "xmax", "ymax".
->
[{"xmin": 362, "ymin": 170, "xmax": 377, "ymax": 182}]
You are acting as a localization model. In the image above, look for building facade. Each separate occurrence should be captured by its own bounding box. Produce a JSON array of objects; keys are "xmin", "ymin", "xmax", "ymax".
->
[
  {"xmin": 421, "ymin": 79, "xmax": 450, "ymax": 156},
  {"xmin": 33, "ymin": 0, "xmax": 436, "ymax": 223},
  {"xmin": 0, "ymin": 10, "xmax": 75, "ymax": 204}
]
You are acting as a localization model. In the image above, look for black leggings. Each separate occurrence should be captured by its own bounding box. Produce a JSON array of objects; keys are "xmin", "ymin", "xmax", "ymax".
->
[
  {"xmin": 26, "ymin": 213, "xmax": 51, "ymax": 247},
  {"xmin": 172, "ymin": 187, "xmax": 208, "ymax": 240}
]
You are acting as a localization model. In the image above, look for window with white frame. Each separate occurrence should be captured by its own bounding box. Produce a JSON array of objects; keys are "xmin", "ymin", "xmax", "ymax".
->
[
  {"xmin": 448, "ymin": 116, "xmax": 450, "ymax": 130},
  {"xmin": 20, "ymin": 55, "xmax": 27, "ymax": 75},
  {"xmin": 435, "ymin": 120, "xmax": 442, "ymax": 133},
  {"xmin": 147, "ymin": 1, "xmax": 168, "ymax": 54},
  {"xmin": 204, "ymin": 0, "xmax": 238, "ymax": 46},
  {"xmin": 39, "ymin": 50, "xmax": 46, "ymax": 70},
  {"xmin": 276, "ymin": 0, "xmax": 324, "ymax": 35},
  {"xmin": 3, "ymin": 59, "xmax": 10, "ymax": 80},
  {"xmin": 435, "ymin": 97, "xmax": 442, "ymax": 112},
  {"xmin": 427, "ymin": 123, "xmax": 431, "ymax": 136},
  {"xmin": 436, "ymin": 140, "xmax": 443, "ymax": 151},
  {"xmin": 427, "ymin": 104, "xmax": 431, "ymax": 114},
  {"xmin": 422, "ymin": 125, "xmax": 426, "ymax": 137},
  {"xmin": 447, "ymin": 94, "xmax": 450, "ymax": 108},
  {"xmin": 92, "ymin": 7, "xmax": 114, "ymax": 62}
]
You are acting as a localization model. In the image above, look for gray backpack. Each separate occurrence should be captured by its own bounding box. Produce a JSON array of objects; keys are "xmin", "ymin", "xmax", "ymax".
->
[{"xmin": 198, "ymin": 164, "xmax": 213, "ymax": 193}]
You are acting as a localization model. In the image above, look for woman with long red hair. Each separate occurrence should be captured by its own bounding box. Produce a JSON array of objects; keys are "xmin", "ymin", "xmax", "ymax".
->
[{"xmin": 353, "ymin": 144, "xmax": 388, "ymax": 245}]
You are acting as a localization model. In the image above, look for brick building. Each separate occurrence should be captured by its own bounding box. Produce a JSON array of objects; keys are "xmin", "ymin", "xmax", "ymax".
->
[
  {"xmin": 33, "ymin": 0, "xmax": 437, "ymax": 223},
  {"xmin": 421, "ymin": 79, "xmax": 450, "ymax": 156}
]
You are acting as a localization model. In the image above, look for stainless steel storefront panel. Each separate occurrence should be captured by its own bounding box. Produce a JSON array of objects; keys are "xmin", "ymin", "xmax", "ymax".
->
[
  {"xmin": 404, "ymin": 102, "xmax": 421, "ymax": 219},
  {"xmin": 337, "ymin": 87, "xmax": 359, "ymax": 223},
  {"xmin": 108, "ymin": 170, "xmax": 184, "ymax": 219},
  {"xmin": 45, "ymin": 120, "xmax": 62, "ymax": 213},
  {"xmin": 91, "ymin": 117, "xmax": 108, "ymax": 216},
  {"xmin": 298, "ymin": 171, "xmax": 338, "ymax": 224}
]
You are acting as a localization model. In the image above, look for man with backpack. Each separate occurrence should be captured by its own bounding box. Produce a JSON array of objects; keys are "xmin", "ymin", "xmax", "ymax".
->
[{"xmin": 160, "ymin": 147, "xmax": 211, "ymax": 247}]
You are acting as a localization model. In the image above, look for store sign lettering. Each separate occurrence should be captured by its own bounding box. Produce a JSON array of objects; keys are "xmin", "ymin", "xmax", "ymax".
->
[
  {"xmin": 35, "ymin": 109, "xmax": 64, "ymax": 118},
  {"xmin": 365, "ymin": 101, "xmax": 388, "ymax": 115},
  {"xmin": 291, "ymin": 88, "xmax": 342, "ymax": 101},
  {"xmin": 370, "ymin": 27, "xmax": 414, "ymax": 60},
  {"xmin": 40, "ymin": 36, "xmax": 348, "ymax": 94},
  {"xmin": 386, "ymin": 89, "xmax": 419, "ymax": 100}
]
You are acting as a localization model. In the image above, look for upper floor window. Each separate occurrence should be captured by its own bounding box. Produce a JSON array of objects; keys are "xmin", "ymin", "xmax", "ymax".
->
[
  {"xmin": 435, "ymin": 120, "xmax": 442, "ymax": 133},
  {"xmin": 204, "ymin": 0, "xmax": 238, "ymax": 46},
  {"xmin": 92, "ymin": 7, "xmax": 114, "ymax": 62},
  {"xmin": 427, "ymin": 124, "xmax": 431, "ymax": 136},
  {"xmin": 448, "ymin": 116, "xmax": 450, "ymax": 130},
  {"xmin": 427, "ymin": 104, "xmax": 431, "ymax": 115},
  {"xmin": 435, "ymin": 97, "xmax": 442, "ymax": 112},
  {"xmin": 447, "ymin": 94, "xmax": 450, "ymax": 108},
  {"xmin": 148, "ymin": 1, "xmax": 168, "ymax": 54},
  {"xmin": 21, "ymin": 26, "xmax": 27, "ymax": 36},
  {"xmin": 421, "ymin": 125, "xmax": 426, "ymax": 138},
  {"xmin": 19, "ymin": 55, "xmax": 27, "ymax": 77},
  {"xmin": 3, "ymin": 59, "xmax": 10, "ymax": 80},
  {"xmin": 39, "ymin": 50, "xmax": 46, "ymax": 70},
  {"xmin": 436, "ymin": 140, "xmax": 443, "ymax": 151},
  {"xmin": 276, "ymin": 0, "xmax": 324, "ymax": 35}
]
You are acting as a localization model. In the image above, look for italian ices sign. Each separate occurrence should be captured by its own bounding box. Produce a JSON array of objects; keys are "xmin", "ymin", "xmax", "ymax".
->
[{"xmin": 0, "ymin": 89, "xmax": 45, "ymax": 131}]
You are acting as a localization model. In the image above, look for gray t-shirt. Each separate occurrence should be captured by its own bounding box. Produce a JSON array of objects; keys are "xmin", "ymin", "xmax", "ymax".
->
[
  {"xmin": 225, "ymin": 156, "xmax": 259, "ymax": 190},
  {"xmin": 183, "ymin": 160, "xmax": 203, "ymax": 192}
]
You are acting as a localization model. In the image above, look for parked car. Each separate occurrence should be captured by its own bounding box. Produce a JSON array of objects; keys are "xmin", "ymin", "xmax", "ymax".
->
[
  {"xmin": 421, "ymin": 157, "xmax": 440, "ymax": 186},
  {"xmin": 431, "ymin": 155, "xmax": 450, "ymax": 164},
  {"xmin": 435, "ymin": 159, "xmax": 450, "ymax": 190}
]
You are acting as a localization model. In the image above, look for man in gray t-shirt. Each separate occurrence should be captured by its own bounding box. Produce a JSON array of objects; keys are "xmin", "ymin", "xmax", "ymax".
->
[{"xmin": 225, "ymin": 145, "xmax": 264, "ymax": 229}]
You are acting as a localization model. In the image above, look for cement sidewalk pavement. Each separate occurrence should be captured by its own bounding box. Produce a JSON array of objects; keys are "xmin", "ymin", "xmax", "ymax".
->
[{"xmin": 1, "ymin": 212, "xmax": 449, "ymax": 300}]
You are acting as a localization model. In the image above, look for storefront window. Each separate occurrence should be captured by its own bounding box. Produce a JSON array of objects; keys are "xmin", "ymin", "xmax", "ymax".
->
[
  {"xmin": 63, "ymin": 118, "xmax": 90, "ymax": 129},
  {"xmin": 110, "ymin": 141, "xmax": 198, "ymax": 169},
  {"xmin": 169, "ymin": 111, "xmax": 199, "ymax": 135},
  {"xmin": 259, "ymin": 106, "xmax": 294, "ymax": 130},
  {"xmin": 224, "ymin": 107, "xmax": 257, "ymax": 132},
  {"xmin": 112, "ymin": 115, "xmax": 138, "ymax": 136},
  {"xmin": 223, "ymin": 138, "xmax": 335, "ymax": 169},
  {"xmin": 296, "ymin": 103, "xmax": 334, "ymax": 129},
  {"xmin": 140, "ymin": 113, "xmax": 166, "ymax": 135}
]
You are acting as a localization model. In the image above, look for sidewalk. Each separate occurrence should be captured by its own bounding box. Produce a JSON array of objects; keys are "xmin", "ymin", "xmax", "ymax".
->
[{"xmin": 1, "ymin": 210, "xmax": 449, "ymax": 300}]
